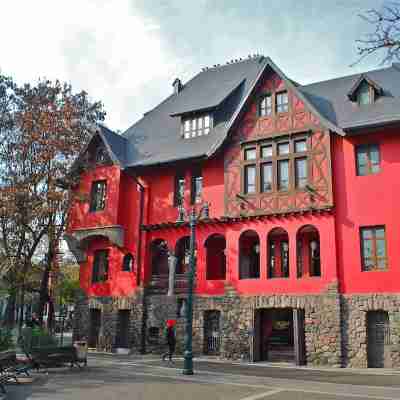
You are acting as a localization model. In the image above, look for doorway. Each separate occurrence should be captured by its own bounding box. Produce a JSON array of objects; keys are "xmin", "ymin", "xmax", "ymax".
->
[
  {"xmin": 253, "ymin": 308, "xmax": 305, "ymax": 365},
  {"xmin": 88, "ymin": 309, "xmax": 101, "ymax": 348},
  {"xmin": 115, "ymin": 310, "xmax": 130, "ymax": 348},
  {"xmin": 367, "ymin": 311, "xmax": 390, "ymax": 368},
  {"xmin": 204, "ymin": 310, "xmax": 221, "ymax": 355}
]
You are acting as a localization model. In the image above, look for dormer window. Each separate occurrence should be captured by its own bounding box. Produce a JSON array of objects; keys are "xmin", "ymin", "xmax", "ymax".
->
[
  {"xmin": 348, "ymin": 75, "xmax": 383, "ymax": 105},
  {"xmin": 357, "ymin": 80, "xmax": 373, "ymax": 105},
  {"xmin": 95, "ymin": 147, "xmax": 107, "ymax": 164},
  {"xmin": 183, "ymin": 114, "xmax": 211, "ymax": 139}
]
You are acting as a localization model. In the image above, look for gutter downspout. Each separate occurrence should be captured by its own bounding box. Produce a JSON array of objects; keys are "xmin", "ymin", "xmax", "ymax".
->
[{"xmin": 131, "ymin": 175, "xmax": 147, "ymax": 354}]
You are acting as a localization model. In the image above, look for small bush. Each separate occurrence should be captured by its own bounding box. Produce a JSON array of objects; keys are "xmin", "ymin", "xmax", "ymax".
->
[{"xmin": 0, "ymin": 328, "xmax": 13, "ymax": 351}]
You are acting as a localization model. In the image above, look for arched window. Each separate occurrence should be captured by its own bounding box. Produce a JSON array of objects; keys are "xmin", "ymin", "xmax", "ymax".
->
[
  {"xmin": 205, "ymin": 234, "xmax": 226, "ymax": 280},
  {"xmin": 175, "ymin": 236, "xmax": 191, "ymax": 274},
  {"xmin": 239, "ymin": 230, "xmax": 260, "ymax": 279},
  {"xmin": 296, "ymin": 225, "xmax": 320, "ymax": 277},
  {"xmin": 267, "ymin": 228, "xmax": 289, "ymax": 278},
  {"xmin": 150, "ymin": 239, "xmax": 169, "ymax": 276},
  {"xmin": 122, "ymin": 253, "xmax": 134, "ymax": 272}
]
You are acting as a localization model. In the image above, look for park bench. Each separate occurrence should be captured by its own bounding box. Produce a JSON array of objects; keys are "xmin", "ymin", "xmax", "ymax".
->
[
  {"xmin": 29, "ymin": 346, "xmax": 87, "ymax": 371},
  {"xmin": 0, "ymin": 350, "xmax": 31, "ymax": 395}
]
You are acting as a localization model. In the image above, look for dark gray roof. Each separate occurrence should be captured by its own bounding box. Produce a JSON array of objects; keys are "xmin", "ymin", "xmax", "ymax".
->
[
  {"xmin": 99, "ymin": 58, "xmax": 400, "ymax": 169},
  {"xmin": 299, "ymin": 64, "xmax": 400, "ymax": 131}
]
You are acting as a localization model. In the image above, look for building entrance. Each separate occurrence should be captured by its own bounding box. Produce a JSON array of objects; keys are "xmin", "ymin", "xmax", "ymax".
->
[{"xmin": 253, "ymin": 308, "xmax": 305, "ymax": 365}]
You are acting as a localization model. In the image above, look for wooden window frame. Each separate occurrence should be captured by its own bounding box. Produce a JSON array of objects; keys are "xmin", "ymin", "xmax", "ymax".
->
[
  {"xmin": 174, "ymin": 173, "xmax": 185, "ymax": 207},
  {"xmin": 258, "ymin": 93, "xmax": 273, "ymax": 117},
  {"xmin": 190, "ymin": 166, "xmax": 203, "ymax": 205},
  {"xmin": 241, "ymin": 133, "xmax": 311, "ymax": 196},
  {"xmin": 89, "ymin": 180, "xmax": 107, "ymax": 212},
  {"xmin": 355, "ymin": 143, "xmax": 381, "ymax": 176},
  {"xmin": 276, "ymin": 91, "xmax": 289, "ymax": 114},
  {"xmin": 360, "ymin": 226, "xmax": 388, "ymax": 272},
  {"xmin": 92, "ymin": 249, "xmax": 109, "ymax": 283},
  {"xmin": 182, "ymin": 114, "xmax": 213, "ymax": 139},
  {"xmin": 357, "ymin": 81, "xmax": 375, "ymax": 106}
]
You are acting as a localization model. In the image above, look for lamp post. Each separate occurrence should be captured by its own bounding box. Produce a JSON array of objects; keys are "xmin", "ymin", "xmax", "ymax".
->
[{"xmin": 177, "ymin": 202, "xmax": 209, "ymax": 375}]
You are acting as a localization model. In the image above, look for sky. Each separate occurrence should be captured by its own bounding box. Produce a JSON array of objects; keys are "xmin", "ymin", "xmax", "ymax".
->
[{"xmin": 0, "ymin": 0, "xmax": 388, "ymax": 132}]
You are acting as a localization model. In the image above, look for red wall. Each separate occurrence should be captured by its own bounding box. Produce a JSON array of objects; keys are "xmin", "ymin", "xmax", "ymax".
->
[{"xmin": 333, "ymin": 128, "xmax": 400, "ymax": 293}]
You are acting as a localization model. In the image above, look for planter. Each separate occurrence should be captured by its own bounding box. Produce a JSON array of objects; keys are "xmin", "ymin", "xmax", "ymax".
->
[
  {"xmin": 115, "ymin": 347, "xmax": 131, "ymax": 355},
  {"xmin": 73, "ymin": 341, "xmax": 88, "ymax": 360}
]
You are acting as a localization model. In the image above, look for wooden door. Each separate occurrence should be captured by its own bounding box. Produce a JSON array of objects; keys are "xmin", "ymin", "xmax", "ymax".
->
[
  {"xmin": 293, "ymin": 309, "xmax": 306, "ymax": 366},
  {"xmin": 367, "ymin": 311, "xmax": 390, "ymax": 368},
  {"xmin": 115, "ymin": 310, "xmax": 130, "ymax": 348},
  {"xmin": 89, "ymin": 309, "xmax": 101, "ymax": 348},
  {"xmin": 251, "ymin": 309, "xmax": 262, "ymax": 362}
]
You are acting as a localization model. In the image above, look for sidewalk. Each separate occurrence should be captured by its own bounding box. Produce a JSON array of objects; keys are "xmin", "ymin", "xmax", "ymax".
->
[{"xmin": 88, "ymin": 351, "xmax": 400, "ymax": 376}]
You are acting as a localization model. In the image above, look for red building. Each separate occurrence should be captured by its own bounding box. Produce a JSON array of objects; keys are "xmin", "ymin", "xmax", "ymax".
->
[{"xmin": 66, "ymin": 56, "xmax": 400, "ymax": 368}]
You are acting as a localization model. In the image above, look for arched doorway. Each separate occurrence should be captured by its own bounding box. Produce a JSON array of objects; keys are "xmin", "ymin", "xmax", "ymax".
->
[
  {"xmin": 150, "ymin": 239, "xmax": 169, "ymax": 276},
  {"xmin": 205, "ymin": 234, "xmax": 226, "ymax": 280},
  {"xmin": 239, "ymin": 230, "xmax": 260, "ymax": 279},
  {"xmin": 175, "ymin": 236, "xmax": 191, "ymax": 274},
  {"xmin": 296, "ymin": 225, "xmax": 320, "ymax": 277},
  {"xmin": 267, "ymin": 228, "xmax": 289, "ymax": 278},
  {"xmin": 367, "ymin": 311, "xmax": 391, "ymax": 368}
]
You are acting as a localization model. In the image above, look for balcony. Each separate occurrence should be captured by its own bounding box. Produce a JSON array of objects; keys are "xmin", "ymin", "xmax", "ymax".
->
[
  {"xmin": 147, "ymin": 273, "xmax": 190, "ymax": 295},
  {"xmin": 65, "ymin": 225, "xmax": 124, "ymax": 262}
]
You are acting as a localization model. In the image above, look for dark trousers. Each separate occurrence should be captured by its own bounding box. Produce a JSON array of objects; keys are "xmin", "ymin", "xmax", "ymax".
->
[{"xmin": 162, "ymin": 342, "xmax": 176, "ymax": 361}]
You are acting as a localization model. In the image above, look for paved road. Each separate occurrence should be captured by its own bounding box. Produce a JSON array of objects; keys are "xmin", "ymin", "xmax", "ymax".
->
[{"xmin": 5, "ymin": 354, "xmax": 400, "ymax": 400}]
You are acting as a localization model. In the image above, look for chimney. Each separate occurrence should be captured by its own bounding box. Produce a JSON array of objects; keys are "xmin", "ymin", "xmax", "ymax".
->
[{"xmin": 173, "ymin": 78, "xmax": 183, "ymax": 95}]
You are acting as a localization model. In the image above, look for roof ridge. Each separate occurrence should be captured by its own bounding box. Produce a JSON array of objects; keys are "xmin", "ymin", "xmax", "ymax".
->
[
  {"xmin": 300, "ymin": 65, "xmax": 394, "ymax": 89},
  {"xmin": 200, "ymin": 54, "xmax": 265, "ymax": 72}
]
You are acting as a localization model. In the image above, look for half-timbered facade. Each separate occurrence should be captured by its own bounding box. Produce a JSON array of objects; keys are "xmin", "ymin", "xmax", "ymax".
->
[{"xmin": 67, "ymin": 56, "xmax": 400, "ymax": 368}]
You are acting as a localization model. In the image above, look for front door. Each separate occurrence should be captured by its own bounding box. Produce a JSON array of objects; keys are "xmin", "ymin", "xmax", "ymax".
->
[
  {"xmin": 89, "ymin": 309, "xmax": 101, "ymax": 348},
  {"xmin": 115, "ymin": 310, "xmax": 130, "ymax": 348},
  {"xmin": 204, "ymin": 310, "xmax": 221, "ymax": 355},
  {"xmin": 367, "ymin": 311, "xmax": 390, "ymax": 368}
]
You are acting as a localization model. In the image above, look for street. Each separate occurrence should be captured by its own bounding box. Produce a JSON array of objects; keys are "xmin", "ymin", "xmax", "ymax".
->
[{"xmin": 4, "ymin": 354, "xmax": 400, "ymax": 400}]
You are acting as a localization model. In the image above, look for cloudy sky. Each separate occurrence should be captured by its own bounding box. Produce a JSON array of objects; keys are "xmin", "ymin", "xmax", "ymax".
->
[{"xmin": 0, "ymin": 0, "xmax": 387, "ymax": 131}]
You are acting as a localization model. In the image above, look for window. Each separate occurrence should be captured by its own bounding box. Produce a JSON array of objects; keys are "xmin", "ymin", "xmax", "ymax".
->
[
  {"xmin": 244, "ymin": 165, "xmax": 256, "ymax": 194},
  {"xmin": 183, "ymin": 114, "xmax": 211, "ymax": 138},
  {"xmin": 95, "ymin": 147, "xmax": 107, "ymax": 164},
  {"xmin": 276, "ymin": 91, "xmax": 289, "ymax": 113},
  {"xmin": 122, "ymin": 254, "xmax": 134, "ymax": 272},
  {"xmin": 261, "ymin": 163, "xmax": 273, "ymax": 192},
  {"xmin": 356, "ymin": 144, "xmax": 380, "ymax": 176},
  {"xmin": 89, "ymin": 180, "xmax": 107, "ymax": 212},
  {"xmin": 259, "ymin": 94, "xmax": 272, "ymax": 117},
  {"xmin": 191, "ymin": 167, "xmax": 203, "ymax": 204},
  {"xmin": 278, "ymin": 160, "xmax": 289, "ymax": 191},
  {"xmin": 244, "ymin": 148, "xmax": 257, "ymax": 161},
  {"xmin": 242, "ymin": 135, "xmax": 309, "ymax": 195},
  {"xmin": 174, "ymin": 174, "xmax": 185, "ymax": 206},
  {"xmin": 360, "ymin": 226, "xmax": 387, "ymax": 271},
  {"xmin": 295, "ymin": 158, "xmax": 308, "ymax": 189},
  {"xmin": 92, "ymin": 249, "xmax": 109, "ymax": 283},
  {"xmin": 357, "ymin": 80, "xmax": 373, "ymax": 105}
]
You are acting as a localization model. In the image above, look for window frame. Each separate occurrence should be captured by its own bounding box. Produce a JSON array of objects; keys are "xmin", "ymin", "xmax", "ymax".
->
[
  {"xmin": 182, "ymin": 114, "xmax": 212, "ymax": 139},
  {"xmin": 355, "ymin": 143, "xmax": 381, "ymax": 176},
  {"xmin": 174, "ymin": 173, "xmax": 185, "ymax": 207},
  {"xmin": 357, "ymin": 81, "xmax": 375, "ymax": 106},
  {"xmin": 190, "ymin": 166, "xmax": 203, "ymax": 204},
  {"xmin": 89, "ymin": 180, "xmax": 107, "ymax": 212},
  {"xmin": 276, "ymin": 91, "xmax": 289, "ymax": 114},
  {"xmin": 241, "ymin": 134, "xmax": 311, "ymax": 196},
  {"xmin": 360, "ymin": 226, "xmax": 388, "ymax": 271},
  {"xmin": 258, "ymin": 93, "xmax": 273, "ymax": 117},
  {"xmin": 92, "ymin": 249, "xmax": 109, "ymax": 283}
]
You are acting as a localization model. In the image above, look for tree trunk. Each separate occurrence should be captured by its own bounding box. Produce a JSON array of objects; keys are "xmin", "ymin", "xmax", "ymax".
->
[{"xmin": 4, "ymin": 289, "xmax": 16, "ymax": 327}]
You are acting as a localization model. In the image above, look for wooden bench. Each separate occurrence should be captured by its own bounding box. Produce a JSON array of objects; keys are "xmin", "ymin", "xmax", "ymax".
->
[{"xmin": 29, "ymin": 346, "xmax": 86, "ymax": 371}]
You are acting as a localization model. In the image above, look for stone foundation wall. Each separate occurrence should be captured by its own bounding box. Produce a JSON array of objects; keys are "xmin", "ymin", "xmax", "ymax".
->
[
  {"xmin": 73, "ymin": 288, "xmax": 400, "ymax": 369},
  {"xmin": 341, "ymin": 294, "xmax": 400, "ymax": 368}
]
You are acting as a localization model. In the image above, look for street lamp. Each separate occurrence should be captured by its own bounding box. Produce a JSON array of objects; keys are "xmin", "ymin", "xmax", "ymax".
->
[{"xmin": 177, "ymin": 202, "xmax": 209, "ymax": 375}]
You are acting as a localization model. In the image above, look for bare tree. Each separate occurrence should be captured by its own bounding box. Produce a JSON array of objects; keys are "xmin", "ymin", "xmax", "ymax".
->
[
  {"xmin": 0, "ymin": 75, "xmax": 105, "ymax": 327},
  {"xmin": 357, "ymin": 2, "xmax": 400, "ymax": 63}
]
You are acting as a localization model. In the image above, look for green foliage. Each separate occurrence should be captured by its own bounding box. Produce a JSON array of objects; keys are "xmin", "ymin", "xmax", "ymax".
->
[{"xmin": 0, "ymin": 328, "xmax": 14, "ymax": 351}]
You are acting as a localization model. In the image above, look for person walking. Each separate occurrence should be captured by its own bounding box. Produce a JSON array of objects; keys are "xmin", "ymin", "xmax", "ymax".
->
[{"xmin": 162, "ymin": 320, "xmax": 176, "ymax": 364}]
